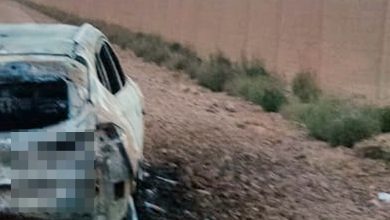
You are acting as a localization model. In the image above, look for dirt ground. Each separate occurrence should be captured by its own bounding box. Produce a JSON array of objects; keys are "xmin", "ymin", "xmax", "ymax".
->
[
  {"xmin": 119, "ymin": 49, "xmax": 390, "ymax": 220},
  {"xmin": 1, "ymin": 1, "xmax": 390, "ymax": 219}
]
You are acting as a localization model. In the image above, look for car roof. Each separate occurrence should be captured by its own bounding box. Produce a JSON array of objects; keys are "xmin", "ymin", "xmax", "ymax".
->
[{"xmin": 0, "ymin": 23, "xmax": 103, "ymax": 57}]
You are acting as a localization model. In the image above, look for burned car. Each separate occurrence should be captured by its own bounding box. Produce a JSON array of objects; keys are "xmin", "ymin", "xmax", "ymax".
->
[{"xmin": 0, "ymin": 23, "xmax": 144, "ymax": 220}]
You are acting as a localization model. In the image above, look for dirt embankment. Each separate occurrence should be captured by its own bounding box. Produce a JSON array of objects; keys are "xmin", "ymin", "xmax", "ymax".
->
[
  {"xmin": 117, "ymin": 48, "xmax": 390, "ymax": 220},
  {"xmin": 1, "ymin": 1, "xmax": 390, "ymax": 219}
]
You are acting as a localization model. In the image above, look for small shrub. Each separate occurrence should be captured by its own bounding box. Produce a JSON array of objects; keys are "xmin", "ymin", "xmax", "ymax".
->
[
  {"xmin": 169, "ymin": 42, "xmax": 183, "ymax": 52},
  {"xmin": 226, "ymin": 75, "xmax": 286, "ymax": 112},
  {"xmin": 284, "ymin": 99, "xmax": 381, "ymax": 147},
  {"xmin": 259, "ymin": 88, "xmax": 287, "ymax": 112},
  {"xmin": 166, "ymin": 54, "xmax": 189, "ymax": 71},
  {"xmin": 327, "ymin": 114, "xmax": 380, "ymax": 147},
  {"xmin": 127, "ymin": 34, "xmax": 171, "ymax": 64},
  {"xmin": 294, "ymin": 99, "xmax": 340, "ymax": 141},
  {"xmin": 240, "ymin": 58, "xmax": 267, "ymax": 77},
  {"xmin": 225, "ymin": 76, "xmax": 251, "ymax": 97},
  {"xmin": 184, "ymin": 61, "xmax": 202, "ymax": 79},
  {"xmin": 292, "ymin": 72, "xmax": 321, "ymax": 103},
  {"xmin": 378, "ymin": 107, "xmax": 390, "ymax": 132},
  {"xmin": 197, "ymin": 53, "xmax": 237, "ymax": 92},
  {"xmin": 166, "ymin": 46, "xmax": 202, "ymax": 77}
]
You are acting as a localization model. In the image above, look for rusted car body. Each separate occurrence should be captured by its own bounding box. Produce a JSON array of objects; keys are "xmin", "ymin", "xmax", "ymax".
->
[{"xmin": 0, "ymin": 23, "xmax": 144, "ymax": 220}]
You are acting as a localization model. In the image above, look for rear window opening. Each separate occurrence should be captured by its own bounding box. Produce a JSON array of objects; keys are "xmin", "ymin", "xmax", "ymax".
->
[
  {"xmin": 0, "ymin": 80, "xmax": 69, "ymax": 131},
  {"xmin": 114, "ymin": 181, "xmax": 125, "ymax": 200}
]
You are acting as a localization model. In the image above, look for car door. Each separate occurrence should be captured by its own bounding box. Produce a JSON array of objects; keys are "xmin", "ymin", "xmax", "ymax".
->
[{"xmin": 96, "ymin": 41, "xmax": 144, "ymax": 153}]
